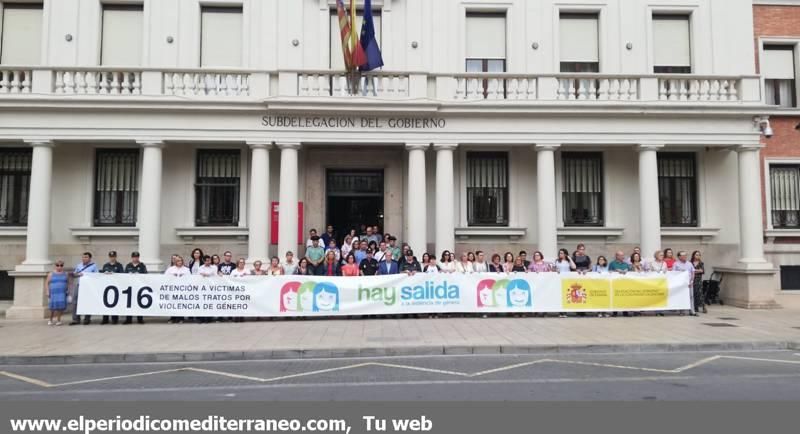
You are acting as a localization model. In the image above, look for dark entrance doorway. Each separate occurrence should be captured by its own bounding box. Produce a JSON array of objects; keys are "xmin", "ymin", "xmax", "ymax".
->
[{"xmin": 326, "ymin": 170, "xmax": 384, "ymax": 242}]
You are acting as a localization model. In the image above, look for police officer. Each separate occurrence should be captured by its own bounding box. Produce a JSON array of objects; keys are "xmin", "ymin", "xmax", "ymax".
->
[
  {"xmin": 100, "ymin": 251, "xmax": 124, "ymax": 325},
  {"xmin": 123, "ymin": 252, "xmax": 147, "ymax": 325}
]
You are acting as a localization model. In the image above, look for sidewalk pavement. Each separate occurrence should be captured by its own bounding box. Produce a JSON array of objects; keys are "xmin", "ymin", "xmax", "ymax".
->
[{"xmin": 1, "ymin": 306, "xmax": 798, "ymax": 365}]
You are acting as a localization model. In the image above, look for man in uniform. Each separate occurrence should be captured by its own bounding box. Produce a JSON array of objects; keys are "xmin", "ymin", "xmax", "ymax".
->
[
  {"xmin": 100, "ymin": 251, "xmax": 124, "ymax": 325},
  {"xmin": 123, "ymin": 251, "xmax": 147, "ymax": 325},
  {"xmin": 399, "ymin": 250, "xmax": 422, "ymax": 275},
  {"xmin": 359, "ymin": 249, "xmax": 379, "ymax": 276}
]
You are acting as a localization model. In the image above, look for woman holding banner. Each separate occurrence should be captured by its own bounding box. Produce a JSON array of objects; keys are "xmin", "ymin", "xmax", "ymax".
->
[
  {"xmin": 554, "ymin": 249, "xmax": 577, "ymax": 274},
  {"xmin": 341, "ymin": 254, "xmax": 360, "ymax": 276},
  {"xmin": 165, "ymin": 256, "xmax": 191, "ymax": 324},
  {"xmin": 649, "ymin": 251, "xmax": 668, "ymax": 273},
  {"xmin": 528, "ymin": 251, "xmax": 553, "ymax": 273}
]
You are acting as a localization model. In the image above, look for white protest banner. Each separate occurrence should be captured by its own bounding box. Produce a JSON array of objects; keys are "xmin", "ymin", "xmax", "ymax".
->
[{"xmin": 77, "ymin": 271, "xmax": 692, "ymax": 317}]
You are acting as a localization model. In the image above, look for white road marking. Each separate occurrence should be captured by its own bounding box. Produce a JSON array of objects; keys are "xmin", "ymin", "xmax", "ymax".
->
[
  {"xmin": 55, "ymin": 368, "xmax": 192, "ymax": 387},
  {"xmin": 5, "ymin": 373, "xmax": 800, "ymax": 396},
  {"xmin": 468, "ymin": 359, "xmax": 554, "ymax": 377},
  {"xmin": 0, "ymin": 371, "xmax": 52, "ymax": 388},
  {"xmin": 2, "ymin": 354, "xmax": 800, "ymax": 389}
]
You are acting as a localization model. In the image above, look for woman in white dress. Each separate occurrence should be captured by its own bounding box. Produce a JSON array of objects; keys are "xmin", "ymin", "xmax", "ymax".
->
[
  {"xmin": 165, "ymin": 256, "xmax": 191, "ymax": 324},
  {"xmin": 230, "ymin": 258, "xmax": 251, "ymax": 277},
  {"xmin": 439, "ymin": 250, "xmax": 456, "ymax": 273},
  {"xmin": 455, "ymin": 252, "xmax": 474, "ymax": 273}
]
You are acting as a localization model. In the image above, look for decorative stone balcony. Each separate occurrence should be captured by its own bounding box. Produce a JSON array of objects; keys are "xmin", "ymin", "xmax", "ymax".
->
[{"xmin": 0, "ymin": 66, "xmax": 764, "ymax": 106}]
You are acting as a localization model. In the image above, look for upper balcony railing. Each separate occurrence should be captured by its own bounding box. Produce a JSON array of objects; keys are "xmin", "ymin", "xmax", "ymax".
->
[{"xmin": 0, "ymin": 66, "xmax": 763, "ymax": 105}]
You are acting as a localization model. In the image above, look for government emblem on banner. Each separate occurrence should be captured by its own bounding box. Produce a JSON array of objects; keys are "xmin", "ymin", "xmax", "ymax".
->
[{"xmin": 566, "ymin": 283, "xmax": 588, "ymax": 305}]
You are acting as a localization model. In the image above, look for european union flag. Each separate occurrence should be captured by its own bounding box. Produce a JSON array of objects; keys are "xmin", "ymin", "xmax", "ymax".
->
[{"xmin": 359, "ymin": 0, "xmax": 384, "ymax": 71}]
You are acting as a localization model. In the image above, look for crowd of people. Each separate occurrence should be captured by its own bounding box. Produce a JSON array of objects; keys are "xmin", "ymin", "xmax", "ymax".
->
[{"xmin": 43, "ymin": 225, "xmax": 709, "ymax": 326}]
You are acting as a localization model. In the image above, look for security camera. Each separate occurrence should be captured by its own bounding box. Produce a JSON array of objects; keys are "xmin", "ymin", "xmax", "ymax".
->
[
  {"xmin": 755, "ymin": 117, "xmax": 774, "ymax": 138},
  {"xmin": 795, "ymin": 122, "xmax": 800, "ymax": 131}
]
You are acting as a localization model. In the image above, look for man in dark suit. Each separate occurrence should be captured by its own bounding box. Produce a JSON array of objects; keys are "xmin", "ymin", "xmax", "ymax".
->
[{"xmin": 377, "ymin": 250, "xmax": 399, "ymax": 275}]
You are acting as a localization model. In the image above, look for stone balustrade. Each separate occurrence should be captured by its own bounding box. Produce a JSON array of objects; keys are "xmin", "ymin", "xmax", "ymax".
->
[{"xmin": 0, "ymin": 67, "xmax": 764, "ymax": 105}]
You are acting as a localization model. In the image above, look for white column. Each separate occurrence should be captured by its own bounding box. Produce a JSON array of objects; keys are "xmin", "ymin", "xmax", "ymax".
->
[
  {"xmin": 536, "ymin": 144, "xmax": 559, "ymax": 260},
  {"xmin": 435, "ymin": 143, "xmax": 457, "ymax": 255},
  {"xmin": 247, "ymin": 142, "xmax": 271, "ymax": 263},
  {"xmin": 406, "ymin": 143, "xmax": 429, "ymax": 253},
  {"xmin": 19, "ymin": 140, "xmax": 54, "ymax": 270},
  {"xmin": 737, "ymin": 146, "xmax": 768, "ymax": 266},
  {"xmin": 638, "ymin": 145, "xmax": 663, "ymax": 259},
  {"xmin": 138, "ymin": 141, "xmax": 164, "ymax": 271},
  {"xmin": 277, "ymin": 142, "xmax": 301, "ymax": 258}
]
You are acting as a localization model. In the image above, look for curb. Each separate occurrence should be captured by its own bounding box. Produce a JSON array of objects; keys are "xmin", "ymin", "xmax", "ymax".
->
[{"xmin": 1, "ymin": 340, "xmax": 797, "ymax": 365}]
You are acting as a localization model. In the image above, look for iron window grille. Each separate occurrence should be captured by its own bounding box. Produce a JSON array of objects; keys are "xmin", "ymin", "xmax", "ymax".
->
[
  {"xmin": 467, "ymin": 152, "xmax": 509, "ymax": 226},
  {"xmin": 0, "ymin": 148, "xmax": 31, "ymax": 226},
  {"xmin": 562, "ymin": 152, "xmax": 604, "ymax": 226},
  {"xmin": 195, "ymin": 149, "xmax": 240, "ymax": 226},
  {"xmin": 658, "ymin": 153, "xmax": 698, "ymax": 227},
  {"xmin": 94, "ymin": 149, "xmax": 139, "ymax": 226},
  {"xmin": 770, "ymin": 164, "xmax": 800, "ymax": 229}
]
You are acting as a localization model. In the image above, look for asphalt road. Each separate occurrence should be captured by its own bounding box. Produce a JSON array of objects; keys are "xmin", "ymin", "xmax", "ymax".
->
[{"xmin": 1, "ymin": 350, "xmax": 800, "ymax": 401}]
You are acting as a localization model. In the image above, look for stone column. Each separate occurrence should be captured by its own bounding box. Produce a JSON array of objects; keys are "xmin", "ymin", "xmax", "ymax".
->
[
  {"xmin": 435, "ymin": 143, "xmax": 457, "ymax": 255},
  {"xmin": 21, "ymin": 140, "xmax": 54, "ymax": 269},
  {"xmin": 638, "ymin": 144, "xmax": 663, "ymax": 259},
  {"xmin": 737, "ymin": 146, "xmax": 768, "ymax": 266},
  {"xmin": 7, "ymin": 140, "xmax": 54, "ymax": 320},
  {"xmin": 406, "ymin": 143, "xmax": 429, "ymax": 253},
  {"xmin": 277, "ymin": 142, "xmax": 301, "ymax": 258},
  {"xmin": 714, "ymin": 146, "xmax": 777, "ymax": 309},
  {"xmin": 137, "ymin": 141, "xmax": 164, "ymax": 271},
  {"xmin": 536, "ymin": 144, "xmax": 559, "ymax": 260},
  {"xmin": 247, "ymin": 142, "xmax": 271, "ymax": 264}
]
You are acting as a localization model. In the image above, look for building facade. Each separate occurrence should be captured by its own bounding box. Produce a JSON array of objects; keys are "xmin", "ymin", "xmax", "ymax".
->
[
  {"xmin": 754, "ymin": 0, "xmax": 800, "ymax": 307},
  {"xmin": 0, "ymin": 0, "xmax": 780, "ymax": 318}
]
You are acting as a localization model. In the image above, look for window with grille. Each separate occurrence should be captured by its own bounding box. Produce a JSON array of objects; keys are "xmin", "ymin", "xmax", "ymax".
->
[
  {"xmin": 562, "ymin": 153, "xmax": 604, "ymax": 226},
  {"xmin": 770, "ymin": 165, "xmax": 800, "ymax": 229},
  {"xmin": 763, "ymin": 45, "xmax": 797, "ymax": 108},
  {"xmin": 467, "ymin": 152, "xmax": 508, "ymax": 226},
  {"xmin": 0, "ymin": 148, "xmax": 31, "ymax": 226},
  {"xmin": 658, "ymin": 153, "xmax": 697, "ymax": 227},
  {"xmin": 94, "ymin": 149, "xmax": 139, "ymax": 226},
  {"xmin": 195, "ymin": 150, "xmax": 240, "ymax": 226}
]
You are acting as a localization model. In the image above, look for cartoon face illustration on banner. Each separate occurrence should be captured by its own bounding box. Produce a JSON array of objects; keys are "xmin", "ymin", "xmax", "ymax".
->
[
  {"xmin": 507, "ymin": 279, "xmax": 532, "ymax": 308},
  {"xmin": 297, "ymin": 282, "xmax": 316, "ymax": 312},
  {"xmin": 477, "ymin": 279, "xmax": 496, "ymax": 307},
  {"xmin": 279, "ymin": 281, "xmax": 301, "ymax": 312},
  {"xmin": 493, "ymin": 280, "xmax": 509, "ymax": 308},
  {"xmin": 313, "ymin": 282, "xmax": 340, "ymax": 312}
]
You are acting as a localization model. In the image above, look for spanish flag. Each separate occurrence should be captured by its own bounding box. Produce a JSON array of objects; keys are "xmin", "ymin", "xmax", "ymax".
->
[{"xmin": 336, "ymin": 0, "xmax": 367, "ymax": 71}]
